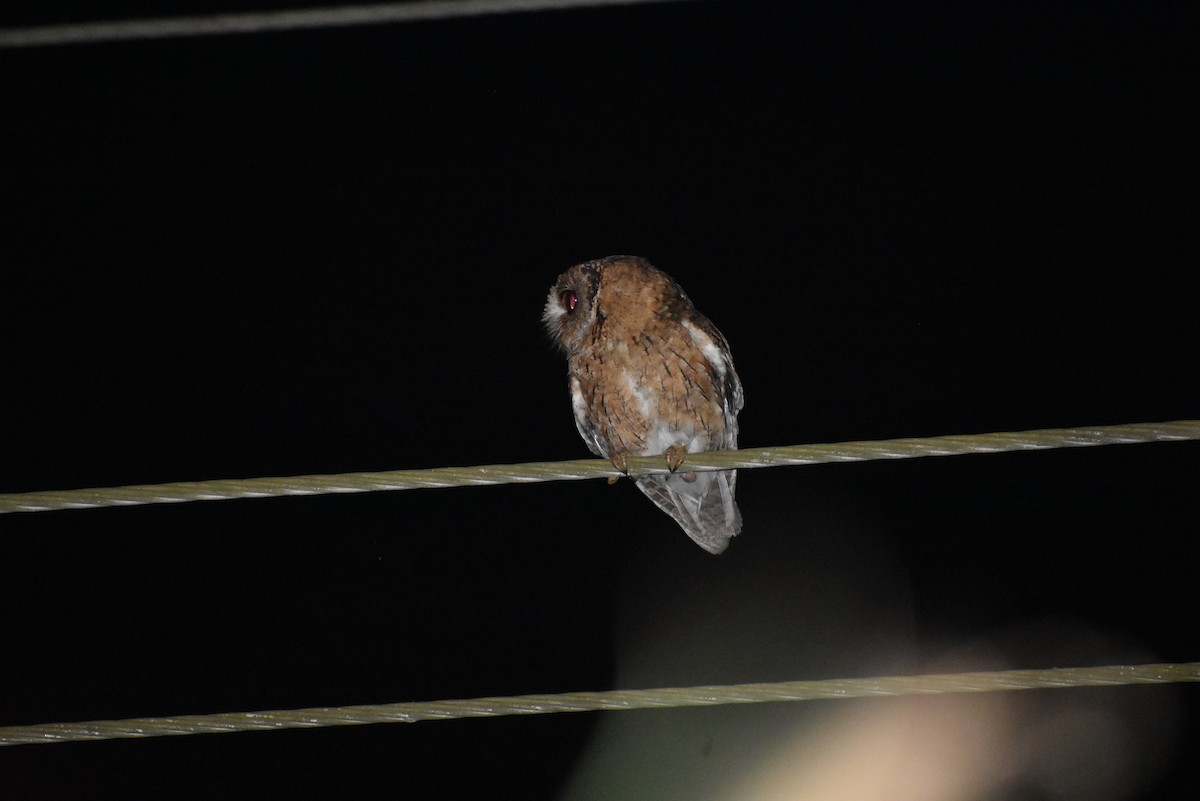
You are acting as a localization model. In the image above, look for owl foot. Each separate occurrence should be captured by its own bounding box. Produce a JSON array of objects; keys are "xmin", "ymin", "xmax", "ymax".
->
[
  {"xmin": 607, "ymin": 452, "xmax": 629, "ymax": 484},
  {"xmin": 664, "ymin": 444, "xmax": 688, "ymax": 472}
]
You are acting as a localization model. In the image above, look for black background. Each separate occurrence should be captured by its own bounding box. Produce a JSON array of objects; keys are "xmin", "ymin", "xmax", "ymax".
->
[{"xmin": 2, "ymin": 1, "xmax": 1197, "ymax": 798}]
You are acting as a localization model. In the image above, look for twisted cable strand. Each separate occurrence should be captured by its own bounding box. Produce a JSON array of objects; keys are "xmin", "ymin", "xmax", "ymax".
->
[
  {"xmin": 2, "ymin": 420, "xmax": 1197, "ymax": 515},
  {"xmin": 0, "ymin": 0, "xmax": 693, "ymax": 49},
  {"xmin": 1, "ymin": 663, "xmax": 1195, "ymax": 746},
  {"xmin": 2, "ymin": 421, "xmax": 1196, "ymax": 514}
]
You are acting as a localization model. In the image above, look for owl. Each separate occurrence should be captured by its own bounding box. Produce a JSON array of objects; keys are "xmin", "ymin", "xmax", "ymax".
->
[{"xmin": 544, "ymin": 255, "xmax": 744, "ymax": 554}]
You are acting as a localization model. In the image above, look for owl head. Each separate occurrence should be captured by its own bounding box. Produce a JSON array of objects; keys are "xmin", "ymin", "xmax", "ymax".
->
[
  {"xmin": 543, "ymin": 258, "xmax": 609, "ymax": 356},
  {"xmin": 544, "ymin": 255, "xmax": 698, "ymax": 356}
]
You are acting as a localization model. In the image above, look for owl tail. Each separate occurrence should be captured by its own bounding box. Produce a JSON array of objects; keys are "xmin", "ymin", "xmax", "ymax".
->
[{"xmin": 635, "ymin": 469, "xmax": 742, "ymax": 554}]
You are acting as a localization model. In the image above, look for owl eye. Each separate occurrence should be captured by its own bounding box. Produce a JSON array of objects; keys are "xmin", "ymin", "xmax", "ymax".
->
[{"xmin": 560, "ymin": 290, "xmax": 578, "ymax": 312}]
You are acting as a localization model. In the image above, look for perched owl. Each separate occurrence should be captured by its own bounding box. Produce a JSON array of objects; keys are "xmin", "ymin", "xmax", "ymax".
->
[{"xmin": 544, "ymin": 255, "xmax": 744, "ymax": 554}]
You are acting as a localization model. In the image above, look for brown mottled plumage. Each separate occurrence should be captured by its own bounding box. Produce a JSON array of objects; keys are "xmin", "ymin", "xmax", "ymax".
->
[{"xmin": 544, "ymin": 255, "xmax": 744, "ymax": 554}]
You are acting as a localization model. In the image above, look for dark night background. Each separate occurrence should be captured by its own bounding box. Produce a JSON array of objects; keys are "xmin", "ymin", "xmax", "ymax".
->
[{"xmin": 2, "ymin": 1, "xmax": 1197, "ymax": 798}]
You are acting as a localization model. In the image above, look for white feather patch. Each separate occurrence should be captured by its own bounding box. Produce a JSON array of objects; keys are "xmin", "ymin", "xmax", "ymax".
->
[
  {"xmin": 544, "ymin": 295, "xmax": 566, "ymax": 322},
  {"xmin": 569, "ymin": 376, "xmax": 605, "ymax": 456},
  {"xmin": 682, "ymin": 319, "xmax": 727, "ymax": 381},
  {"xmin": 623, "ymin": 371, "xmax": 654, "ymax": 419}
]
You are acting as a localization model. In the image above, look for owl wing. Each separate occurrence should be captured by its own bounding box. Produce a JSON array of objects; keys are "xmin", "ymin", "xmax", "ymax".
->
[
  {"xmin": 716, "ymin": 345, "xmax": 743, "ymax": 451},
  {"xmin": 635, "ymin": 469, "xmax": 741, "ymax": 554},
  {"xmin": 680, "ymin": 316, "xmax": 743, "ymax": 451}
]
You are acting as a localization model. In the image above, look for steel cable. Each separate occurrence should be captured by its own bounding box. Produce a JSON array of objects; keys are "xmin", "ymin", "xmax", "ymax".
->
[
  {"xmin": 2, "ymin": 420, "xmax": 1196, "ymax": 514},
  {"xmin": 1, "ymin": 662, "xmax": 1195, "ymax": 746}
]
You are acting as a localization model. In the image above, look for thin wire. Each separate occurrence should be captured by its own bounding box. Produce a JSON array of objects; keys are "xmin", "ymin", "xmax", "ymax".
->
[
  {"xmin": 1, "ymin": 662, "xmax": 1194, "ymax": 746},
  {"xmin": 1, "ymin": 420, "xmax": 1196, "ymax": 515},
  {"xmin": 0, "ymin": 0, "xmax": 695, "ymax": 49}
]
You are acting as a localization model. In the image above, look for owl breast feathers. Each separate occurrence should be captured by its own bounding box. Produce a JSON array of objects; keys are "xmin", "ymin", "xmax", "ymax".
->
[{"xmin": 544, "ymin": 255, "xmax": 744, "ymax": 554}]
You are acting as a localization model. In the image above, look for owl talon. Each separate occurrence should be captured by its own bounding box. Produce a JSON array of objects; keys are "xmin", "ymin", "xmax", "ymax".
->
[
  {"xmin": 664, "ymin": 444, "xmax": 689, "ymax": 472},
  {"xmin": 608, "ymin": 452, "xmax": 629, "ymax": 483}
]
